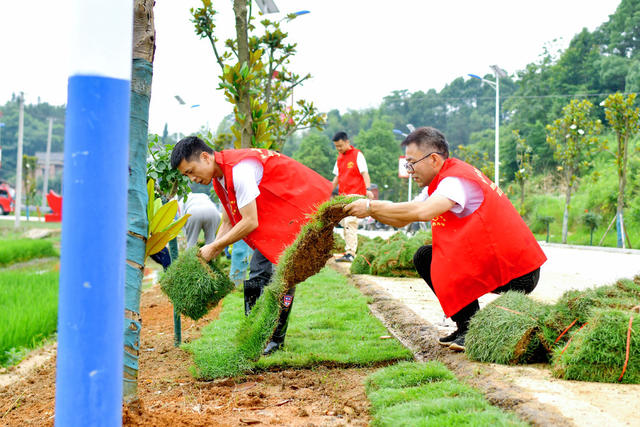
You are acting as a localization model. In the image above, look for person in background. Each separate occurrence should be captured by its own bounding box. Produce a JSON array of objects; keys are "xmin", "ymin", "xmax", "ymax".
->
[
  {"xmin": 345, "ymin": 126, "xmax": 546, "ymax": 352},
  {"xmin": 179, "ymin": 190, "xmax": 221, "ymax": 249},
  {"xmin": 331, "ymin": 131, "xmax": 373, "ymax": 262},
  {"xmin": 171, "ymin": 136, "xmax": 332, "ymax": 355}
]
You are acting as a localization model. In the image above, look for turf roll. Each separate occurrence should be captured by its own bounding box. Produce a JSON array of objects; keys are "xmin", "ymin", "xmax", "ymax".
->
[
  {"xmin": 551, "ymin": 309, "xmax": 639, "ymax": 384},
  {"xmin": 160, "ymin": 247, "xmax": 234, "ymax": 320},
  {"xmin": 466, "ymin": 291, "xmax": 551, "ymax": 365}
]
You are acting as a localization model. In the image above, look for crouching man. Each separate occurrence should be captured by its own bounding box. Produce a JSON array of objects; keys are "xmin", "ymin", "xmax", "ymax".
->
[{"xmin": 345, "ymin": 127, "xmax": 546, "ymax": 351}]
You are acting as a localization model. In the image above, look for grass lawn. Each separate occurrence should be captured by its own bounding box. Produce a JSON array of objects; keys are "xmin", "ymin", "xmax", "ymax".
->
[
  {"xmin": 0, "ymin": 269, "xmax": 59, "ymax": 366},
  {"xmin": 184, "ymin": 267, "xmax": 413, "ymax": 379},
  {"xmin": 366, "ymin": 361, "xmax": 528, "ymax": 426}
]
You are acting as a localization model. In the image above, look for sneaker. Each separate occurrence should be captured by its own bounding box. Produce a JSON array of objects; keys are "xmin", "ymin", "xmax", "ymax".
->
[
  {"xmin": 438, "ymin": 329, "xmax": 460, "ymax": 346},
  {"xmin": 262, "ymin": 341, "xmax": 283, "ymax": 355},
  {"xmin": 336, "ymin": 253, "xmax": 355, "ymax": 262},
  {"xmin": 449, "ymin": 333, "xmax": 466, "ymax": 352}
]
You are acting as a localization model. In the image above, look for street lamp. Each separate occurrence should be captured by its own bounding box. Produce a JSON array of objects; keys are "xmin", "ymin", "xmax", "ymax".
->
[
  {"xmin": 393, "ymin": 124, "xmax": 414, "ymax": 202},
  {"xmin": 468, "ymin": 64, "xmax": 507, "ymax": 186}
]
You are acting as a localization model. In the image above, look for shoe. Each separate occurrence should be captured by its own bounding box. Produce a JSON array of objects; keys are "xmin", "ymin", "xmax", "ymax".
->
[
  {"xmin": 438, "ymin": 329, "xmax": 460, "ymax": 346},
  {"xmin": 449, "ymin": 333, "xmax": 466, "ymax": 352},
  {"xmin": 262, "ymin": 341, "xmax": 283, "ymax": 355},
  {"xmin": 336, "ymin": 253, "xmax": 355, "ymax": 262}
]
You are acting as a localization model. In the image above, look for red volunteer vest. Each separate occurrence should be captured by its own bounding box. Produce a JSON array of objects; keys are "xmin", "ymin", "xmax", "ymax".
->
[
  {"xmin": 337, "ymin": 147, "xmax": 366, "ymax": 195},
  {"xmin": 212, "ymin": 149, "xmax": 332, "ymax": 264},
  {"xmin": 427, "ymin": 158, "xmax": 547, "ymax": 317}
]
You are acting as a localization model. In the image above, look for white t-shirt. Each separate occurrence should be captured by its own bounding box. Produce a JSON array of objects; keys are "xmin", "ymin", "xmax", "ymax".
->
[
  {"xmin": 415, "ymin": 177, "xmax": 484, "ymax": 218},
  {"xmin": 217, "ymin": 159, "xmax": 263, "ymax": 209},
  {"xmin": 333, "ymin": 151, "xmax": 368, "ymax": 176}
]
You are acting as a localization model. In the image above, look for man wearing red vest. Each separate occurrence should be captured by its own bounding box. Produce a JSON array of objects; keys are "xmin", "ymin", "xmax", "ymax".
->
[
  {"xmin": 345, "ymin": 127, "xmax": 546, "ymax": 351},
  {"xmin": 171, "ymin": 136, "xmax": 332, "ymax": 354},
  {"xmin": 331, "ymin": 131, "xmax": 373, "ymax": 262}
]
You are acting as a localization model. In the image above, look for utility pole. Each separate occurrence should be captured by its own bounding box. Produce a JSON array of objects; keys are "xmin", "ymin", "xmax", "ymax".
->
[
  {"xmin": 42, "ymin": 117, "xmax": 53, "ymax": 210},
  {"xmin": 14, "ymin": 93, "xmax": 24, "ymax": 228}
]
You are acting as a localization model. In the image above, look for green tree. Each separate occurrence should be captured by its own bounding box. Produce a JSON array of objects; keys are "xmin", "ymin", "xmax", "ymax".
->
[
  {"xmin": 546, "ymin": 99, "xmax": 603, "ymax": 243},
  {"xmin": 292, "ymin": 132, "xmax": 334, "ymax": 180},
  {"xmin": 455, "ymin": 143, "xmax": 494, "ymax": 181},
  {"xmin": 513, "ymin": 130, "xmax": 533, "ymax": 214},
  {"xmin": 191, "ymin": 1, "xmax": 323, "ymax": 150},
  {"xmin": 353, "ymin": 121, "xmax": 404, "ymax": 201},
  {"xmin": 602, "ymin": 92, "xmax": 640, "ymax": 247}
]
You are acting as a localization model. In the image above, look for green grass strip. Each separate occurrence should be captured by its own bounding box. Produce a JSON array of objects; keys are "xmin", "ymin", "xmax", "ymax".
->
[
  {"xmin": 552, "ymin": 309, "xmax": 640, "ymax": 384},
  {"xmin": 0, "ymin": 238, "xmax": 58, "ymax": 267},
  {"xmin": 366, "ymin": 361, "xmax": 528, "ymax": 427},
  {"xmin": 184, "ymin": 267, "xmax": 412, "ymax": 379},
  {"xmin": 0, "ymin": 270, "xmax": 59, "ymax": 366}
]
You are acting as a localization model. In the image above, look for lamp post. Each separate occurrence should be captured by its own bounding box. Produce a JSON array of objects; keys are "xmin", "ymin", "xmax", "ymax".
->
[
  {"xmin": 468, "ymin": 65, "xmax": 507, "ymax": 186},
  {"xmin": 393, "ymin": 124, "xmax": 414, "ymax": 202},
  {"xmin": 0, "ymin": 122, "xmax": 5, "ymax": 169}
]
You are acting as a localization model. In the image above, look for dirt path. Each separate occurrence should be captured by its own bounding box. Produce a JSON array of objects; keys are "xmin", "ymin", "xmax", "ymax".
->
[
  {"xmin": 330, "ymin": 261, "xmax": 640, "ymax": 427},
  {"xmin": 0, "ymin": 282, "xmax": 373, "ymax": 426}
]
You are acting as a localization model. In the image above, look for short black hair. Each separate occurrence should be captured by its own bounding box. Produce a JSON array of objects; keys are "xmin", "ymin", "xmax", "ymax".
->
[
  {"xmin": 332, "ymin": 131, "xmax": 349, "ymax": 142},
  {"xmin": 170, "ymin": 136, "xmax": 214, "ymax": 169},
  {"xmin": 401, "ymin": 127, "xmax": 449, "ymax": 158}
]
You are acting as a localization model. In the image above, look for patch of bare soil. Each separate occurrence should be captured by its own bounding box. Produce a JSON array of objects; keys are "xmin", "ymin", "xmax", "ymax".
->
[
  {"xmin": 0, "ymin": 281, "xmax": 372, "ymax": 426},
  {"xmin": 331, "ymin": 261, "xmax": 640, "ymax": 427}
]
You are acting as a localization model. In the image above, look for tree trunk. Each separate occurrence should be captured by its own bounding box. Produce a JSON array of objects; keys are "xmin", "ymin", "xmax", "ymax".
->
[
  {"xmin": 124, "ymin": 0, "xmax": 155, "ymax": 402},
  {"xmin": 519, "ymin": 180, "xmax": 525, "ymax": 215},
  {"xmin": 616, "ymin": 133, "xmax": 629, "ymax": 247},
  {"xmin": 562, "ymin": 182, "xmax": 572, "ymax": 244},
  {"xmin": 233, "ymin": 0, "xmax": 253, "ymax": 148}
]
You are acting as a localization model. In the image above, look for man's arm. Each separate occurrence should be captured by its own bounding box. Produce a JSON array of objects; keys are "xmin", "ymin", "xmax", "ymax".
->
[
  {"xmin": 344, "ymin": 195, "xmax": 455, "ymax": 228},
  {"xmin": 331, "ymin": 175, "xmax": 338, "ymax": 190},
  {"xmin": 199, "ymin": 200, "xmax": 259, "ymax": 261},
  {"xmin": 361, "ymin": 171, "xmax": 374, "ymax": 199}
]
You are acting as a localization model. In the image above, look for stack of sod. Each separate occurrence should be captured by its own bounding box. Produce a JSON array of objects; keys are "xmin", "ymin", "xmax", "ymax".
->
[
  {"xmin": 350, "ymin": 236, "xmax": 384, "ymax": 274},
  {"xmin": 332, "ymin": 232, "xmax": 346, "ymax": 253},
  {"xmin": 371, "ymin": 230, "xmax": 431, "ymax": 277},
  {"xmin": 193, "ymin": 195, "xmax": 363, "ymax": 377},
  {"xmin": 552, "ymin": 308, "xmax": 639, "ymax": 383},
  {"xmin": 542, "ymin": 278, "xmax": 640, "ymax": 346},
  {"xmin": 159, "ymin": 247, "xmax": 234, "ymax": 320},
  {"xmin": 0, "ymin": 239, "xmax": 58, "ymax": 267},
  {"xmin": 466, "ymin": 291, "xmax": 552, "ymax": 364}
]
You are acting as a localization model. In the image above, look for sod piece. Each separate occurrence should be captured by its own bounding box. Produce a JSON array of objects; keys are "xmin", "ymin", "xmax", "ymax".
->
[
  {"xmin": 350, "ymin": 237, "xmax": 380, "ymax": 274},
  {"xmin": 185, "ymin": 268, "xmax": 412, "ymax": 378},
  {"xmin": 159, "ymin": 247, "xmax": 234, "ymax": 320},
  {"xmin": 365, "ymin": 362, "xmax": 527, "ymax": 427},
  {"xmin": 542, "ymin": 278, "xmax": 640, "ymax": 346},
  {"xmin": 552, "ymin": 309, "xmax": 640, "ymax": 384},
  {"xmin": 466, "ymin": 291, "xmax": 551, "ymax": 365},
  {"xmin": 351, "ymin": 231, "xmax": 431, "ymax": 277}
]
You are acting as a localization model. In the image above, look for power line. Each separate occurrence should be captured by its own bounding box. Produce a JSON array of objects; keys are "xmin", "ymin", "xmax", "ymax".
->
[{"xmin": 384, "ymin": 91, "xmax": 639, "ymax": 103}]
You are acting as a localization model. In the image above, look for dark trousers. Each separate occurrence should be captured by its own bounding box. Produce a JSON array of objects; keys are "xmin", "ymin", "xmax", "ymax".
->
[
  {"xmin": 413, "ymin": 245, "xmax": 540, "ymax": 328},
  {"xmin": 244, "ymin": 250, "xmax": 296, "ymax": 344}
]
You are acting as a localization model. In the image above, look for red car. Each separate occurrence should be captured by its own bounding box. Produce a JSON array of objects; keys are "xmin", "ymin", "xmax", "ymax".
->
[{"xmin": 0, "ymin": 183, "xmax": 14, "ymax": 215}]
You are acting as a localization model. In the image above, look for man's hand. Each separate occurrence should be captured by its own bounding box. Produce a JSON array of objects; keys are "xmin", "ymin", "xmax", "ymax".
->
[
  {"xmin": 366, "ymin": 190, "xmax": 374, "ymax": 200},
  {"xmin": 199, "ymin": 241, "xmax": 223, "ymax": 262},
  {"xmin": 344, "ymin": 199, "xmax": 369, "ymax": 218}
]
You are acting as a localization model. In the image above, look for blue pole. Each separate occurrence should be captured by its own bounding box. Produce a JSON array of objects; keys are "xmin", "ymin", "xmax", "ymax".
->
[{"xmin": 55, "ymin": 1, "xmax": 132, "ymax": 425}]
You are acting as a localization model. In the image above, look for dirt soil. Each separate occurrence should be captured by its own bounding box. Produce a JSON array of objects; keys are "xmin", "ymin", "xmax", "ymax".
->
[{"xmin": 0, "ymin": 281, "xmax": 372, "ymax": 426}]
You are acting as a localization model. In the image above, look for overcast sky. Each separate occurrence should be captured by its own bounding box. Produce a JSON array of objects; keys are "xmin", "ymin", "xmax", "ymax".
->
[{"xmin": 0, "ymin": 1, "xmax": 622, "ymax": 136}]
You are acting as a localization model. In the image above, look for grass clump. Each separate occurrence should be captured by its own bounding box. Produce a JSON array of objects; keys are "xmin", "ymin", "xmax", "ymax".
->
[
  {"xmin": 0, "ymin": 238, "xmax": 58, "ymax": 267},
  {"xmin": 351, "ymin": 231, "xmax": 431, "ymax": 277},
  {"xmin": 1, "ymin": 270, "xmax": 59, "ymax": 366},
  {"xmin": 466, "ymin": 291, "xmax": 551, "ymax": 365},
  {"xmin": 184, "ymin": 267, "xmax": 412, "ymax": 379},
  {"xmin": 365, "ymin": 361, "xmax": 527, "ymax": 427},
  {"xmin": 542, "ymin": 278, "xmax": 640, "ymax": 345},
  {"xmin": 159, "ymin": 247, "xmax": 234, "ymax": 320},
  {"xmin": 552, "ymin": 309, "xmax": 640, "ymax": 384}
]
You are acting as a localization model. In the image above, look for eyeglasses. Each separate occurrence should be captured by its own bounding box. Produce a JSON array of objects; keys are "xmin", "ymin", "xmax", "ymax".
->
[{"xmin": 404, "ymin": 151, "xmax": 443, "ymax": 173}]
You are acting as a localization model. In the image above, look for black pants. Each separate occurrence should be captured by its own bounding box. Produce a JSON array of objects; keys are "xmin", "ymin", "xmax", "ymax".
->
[
  {"xmin": 413, "ymin": 245, "xmax": 540, "ymax": 327},
  {"xmin": 244, "ymin": 250, "xmax": 296, "ymax": 344}
]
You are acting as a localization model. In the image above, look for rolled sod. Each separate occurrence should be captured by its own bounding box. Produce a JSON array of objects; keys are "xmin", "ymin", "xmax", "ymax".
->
[
  {"xmin": 160, "ymin": 247, "xmax": 234, "ymax": 320},
  {"xmin": 466, "ymin": 291, "xmax": 551, "ymax": 365},
  {"xmin": 552, "ymin": 309, "xmax": 639, "ymax": 384}
]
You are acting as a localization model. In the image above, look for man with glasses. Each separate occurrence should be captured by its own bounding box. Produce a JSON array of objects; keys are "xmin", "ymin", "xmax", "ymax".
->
[
  {"xmin": 171, "ymin": 136, "xmax": 332, "ymax": 355},
  {"xmin": 345, "ymin": 127, "xmax": 546, "ymax": 351}
]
